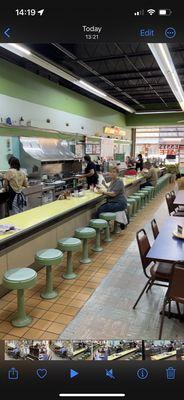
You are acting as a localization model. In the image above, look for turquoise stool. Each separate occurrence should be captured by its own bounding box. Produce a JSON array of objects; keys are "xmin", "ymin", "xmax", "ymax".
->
[
  {"xmin": 134, "ymin": 192, "xmax": 145, "ymax": 208},
  {"xmin": 35, "ymin": 249, "xmax": 63, "ymax": 299},
  {"xmin": 74, "ymin": 227, "xmax": 96, "ymax": 264},
  {"xmin": 3, "ymin": 268, "xmax": 37, "ymax": 327},
  {"xmin": 99, "ymin": 212, "xmax": 116, "ymax": 242},
  {"xmin": 129, "ymin": 195, "xmax": 142, "ymax": 211},
  {"xmin": 127, "ymin": 198, "xmax": 137, "ymax": 217},
  {"xmin": 137, "ymin": 190, "xmax": 149, "ymax": 205},
  {"xmin": 127, "ymin": 202, "xmax": 133, "ymax": 220},
  {"xmin": 141, "ymin": 188, "xmax": 152, "ymax": 202},
  {"xmin": 89, "ymin": 219, "xmax": 108, "ymax": 252},
  {"xmin": 144, "ymin": 186, "xmax": 155, "ymax": 198},
  {"xmin": 58, "ymin": 237, "xmax": 81, "ymax": 279}
]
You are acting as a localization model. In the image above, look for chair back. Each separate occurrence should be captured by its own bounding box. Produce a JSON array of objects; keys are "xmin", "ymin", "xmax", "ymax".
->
[
  {"xmin": 168, "ymin": 262, "xmax": 184, "ymax": 303},
  {"xmin": 136, "ymin": 229, "xmax": 151, "ymax": 272},
  {"xmin": 170, "ymin": 190, "xmax": 176, "ymax": 200},
  {"xmin": 165, "ymin": 193, "xmax": 175, "ymax": 215},
  {"xmin": 151, "ymin": 219, "xmax": 159, "ymax": 239}
]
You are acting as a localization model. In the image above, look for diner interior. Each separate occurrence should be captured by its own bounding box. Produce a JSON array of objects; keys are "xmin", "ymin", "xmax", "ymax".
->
[
  {"xmin": 144, "ymin": 340, "xmax": 184, "ymax": 361},
  {"xmin": 0, "ymin": 42, "xmax": 184, "ymax": 342},
  {"xmin": 5, "ymin": 339, "xmax": 51, "ymax": 360}
]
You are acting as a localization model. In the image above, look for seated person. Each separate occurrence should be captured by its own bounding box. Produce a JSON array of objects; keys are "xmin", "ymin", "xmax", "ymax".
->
[
  {"xmin": 140, "ymin": 162, "xmax": 158, "ymax": 188},
  {"xmin": 96, "ymin": 167, "xmax": 127, "ymax": 229}
]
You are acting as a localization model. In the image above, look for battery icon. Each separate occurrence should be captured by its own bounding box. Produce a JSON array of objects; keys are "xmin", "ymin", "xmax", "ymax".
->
[{"xmin": 159, "ymin": 9, "xmax": 172, "ymax": 16}]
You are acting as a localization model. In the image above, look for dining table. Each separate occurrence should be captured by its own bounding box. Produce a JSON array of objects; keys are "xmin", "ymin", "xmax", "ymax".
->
[
  {"xmin": 147, "ymin": 216, "xmax": 184, "ymax": 321},
  {"xmin": 173, "ymin": 190, "xmax": 184, "ymax": 206}
]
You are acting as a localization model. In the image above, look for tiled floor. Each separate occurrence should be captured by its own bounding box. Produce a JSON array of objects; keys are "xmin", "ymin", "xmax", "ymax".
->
[{"xmin": 0, "ymin": 182, "xmax": 182, "ymax": 340}]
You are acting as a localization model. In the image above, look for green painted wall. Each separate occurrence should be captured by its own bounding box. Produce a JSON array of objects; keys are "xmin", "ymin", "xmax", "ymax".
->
[
  {"xmin": 0, "ymin": 59, "xmax": 126, "ymax": 127},
  {"xmin": 126, "ymin": 112, "xmax": 184, "ymax": 127}
]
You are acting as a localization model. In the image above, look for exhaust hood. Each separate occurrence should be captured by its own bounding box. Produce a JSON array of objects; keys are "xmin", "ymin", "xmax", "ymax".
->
[{"xmin": 20, "ymin": 137, "xmax": 76, "ymax": 161}]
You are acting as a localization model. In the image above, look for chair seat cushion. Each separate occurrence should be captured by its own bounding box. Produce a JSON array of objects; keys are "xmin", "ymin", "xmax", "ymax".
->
[
  {"xmin": 36, "ymin": 248, "xmax": 63, "ymax": 265},
  {"xmin": 99, "ymin": 212, "xmax": 116, "ymax": 221},
  {"xmin": 150, "ymin": 262, "xmax": 172, "ymax": 280},
  {"xmin": 58, "ymin": 237, "xmax": 81, "ymax": 251},
  {"xmin": 75, "ymin": 227, "xmax": 96, "ymax": 239},
  {"xmin": 89, "ymin": 219, "xmax": 108, "ymax": 229},
  {"xmin": 3, "ymin": 268, "xmax": 37, "ymax": 290}
]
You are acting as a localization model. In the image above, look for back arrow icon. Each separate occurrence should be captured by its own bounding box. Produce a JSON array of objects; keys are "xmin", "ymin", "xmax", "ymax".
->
[{"xmin": 3, "ymin": 27, "xmax": 11, "ymax": 38}]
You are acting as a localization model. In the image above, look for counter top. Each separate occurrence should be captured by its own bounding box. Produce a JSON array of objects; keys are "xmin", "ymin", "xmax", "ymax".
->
[
  {"xmin": 0, "ymin": 191, "xmax": 102, "ymax": 249},
  {"xmin": 150, "ymin": 351, "xmax": 176, "ymax": 361},
  {"xmin": 108, "ymin": 347, "xmax": 138, "ymax": 360}
]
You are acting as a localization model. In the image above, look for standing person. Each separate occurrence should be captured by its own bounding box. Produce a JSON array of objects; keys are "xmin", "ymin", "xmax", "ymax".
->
[
  {"xmin": 4, "ymin": 157, "xmax": 28, "ymax": 215},
  {"xmin": 135, "ymin": 154, "xmax": 143, "ymax": 171},
  {"xmin": 96, "ymin": 167, "xmax": 127, "ymax": 228},
  {"xmin": 78, "ymin": 155, "xmax": 98, "ymax": 189}
]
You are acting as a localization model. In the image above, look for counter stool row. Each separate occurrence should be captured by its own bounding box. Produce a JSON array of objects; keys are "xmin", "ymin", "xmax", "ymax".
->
[{"xmin": 2, "ymin": 213, "xmax": 116, "ymax": 329}]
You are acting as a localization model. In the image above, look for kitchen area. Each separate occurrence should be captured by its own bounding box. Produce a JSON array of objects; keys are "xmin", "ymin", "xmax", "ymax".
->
[
  {"xmin": 0, "ymin": 134, "xmax": 84, "ymax": 218},
  {"xmin": 0, "ymin": 126, "xmax": 133, "ymax": 220}
]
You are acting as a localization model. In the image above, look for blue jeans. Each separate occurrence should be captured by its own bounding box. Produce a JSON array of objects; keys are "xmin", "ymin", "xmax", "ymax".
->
[{"xmin": 96, "ymin": 201, "xmax": 127, "ymax": 218}]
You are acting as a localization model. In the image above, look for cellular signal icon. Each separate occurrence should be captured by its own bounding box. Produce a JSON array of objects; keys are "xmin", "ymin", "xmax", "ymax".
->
[{"xmin": 134, "ymin": 9, "xmax": 144, "ymax": 16}]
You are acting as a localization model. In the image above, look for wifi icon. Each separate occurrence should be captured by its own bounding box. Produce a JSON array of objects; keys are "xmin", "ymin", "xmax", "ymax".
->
[{"xmin": 147, "ymin": 9, "xmax": 156, "ymax": 15}]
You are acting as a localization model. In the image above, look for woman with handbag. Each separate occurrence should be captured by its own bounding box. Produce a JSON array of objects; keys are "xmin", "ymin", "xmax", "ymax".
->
[{"xmin": 4, "ymin": 157, "xmax": 28, "ymax": 215}]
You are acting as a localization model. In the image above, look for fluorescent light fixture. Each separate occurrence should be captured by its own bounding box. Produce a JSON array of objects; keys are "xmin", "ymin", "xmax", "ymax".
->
[
  {"xmin": 136, "ymin": 110, "xmax": 183, "ymax": 115},
  {"xmin": 0, "ymin": 43, "xmax": 135, "ymax": 114},
  {"xmin": 9, "ymin": 43, "xmax": 31, "ymax": 56},
  {"xmin": 78, "ymin": 80, "xmax": 107, "ymax": 97},
  {"xmin": 148, "ymin": 43, "xmax": 184, "ymax": 112}
]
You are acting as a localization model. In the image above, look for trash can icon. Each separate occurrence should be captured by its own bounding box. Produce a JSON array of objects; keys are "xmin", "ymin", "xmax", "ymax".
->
[
  {"xmin": 8, "ymin": 367, "xmax": 19, "ymax": 380},
  {"xmin": 166, "ymin": 367, "xmax": 176, "ymax": 380}
]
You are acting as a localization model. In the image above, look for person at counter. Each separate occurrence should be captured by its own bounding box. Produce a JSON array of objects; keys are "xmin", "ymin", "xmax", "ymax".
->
[
  {"xmin": 4, "ymin": 157, "xmax": 28, "ymax": 215},
  {"xmin": 96, "ymin": 167, "xmax": 127, "ymax": 225},
  {"xmin": 126, "ymin": 155, "xmax": 134, "ymax": 168},
  {"xmin": 140, "ymin": 162, "xmax": 158, "ymax": 188},
  {"xmin": 135, "ymin": 154, "xmax": 143, "ymax": 172},
  {"xmin": 78, "ymin": 155, "xmax": 98, "ymax": 189}
]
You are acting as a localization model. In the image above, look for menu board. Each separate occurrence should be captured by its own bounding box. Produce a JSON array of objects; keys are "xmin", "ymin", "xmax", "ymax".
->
[
  {"xmin": 85, "ymin": 143, "xmax": 101, "ymax": 155},
  {"xmin": 159, "ymin": 144, "xmax": 179, "ymax": 155},
  {"xmin": 101, "ymin": 138, "xmax": 114, "ymax": 158},
  {"xmin": 92, "ymin": 144, "xmax": 101, "ymax": 154},
  {"xmin": 75, "ymin": 144, "xmax": 83, "ymax": 158},
  {"xmin": 85, "ymin": 144, "xmax": 93, "ymax": 154}
]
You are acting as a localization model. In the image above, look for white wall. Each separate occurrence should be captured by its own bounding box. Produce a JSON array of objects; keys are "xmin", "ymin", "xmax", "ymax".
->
[{"xmin": 0, "ymin": 93, "xmax": 110, "ymax": 136}]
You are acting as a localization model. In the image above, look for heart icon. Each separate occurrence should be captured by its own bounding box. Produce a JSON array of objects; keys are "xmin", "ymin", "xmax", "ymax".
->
[{"xmin": 36, "ymin": 369, "xmax": 48, "ymax": 379}]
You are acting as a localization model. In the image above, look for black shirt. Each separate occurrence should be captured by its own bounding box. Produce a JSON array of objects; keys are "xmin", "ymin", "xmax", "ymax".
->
[{"xmin": 85, "ymin": 161, "xmax": 98, "ymax": 188}]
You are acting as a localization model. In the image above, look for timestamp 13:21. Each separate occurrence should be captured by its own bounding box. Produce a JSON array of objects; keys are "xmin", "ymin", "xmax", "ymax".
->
[{"xmin": 85, "ymin": 34, "xmax": 99, "ymax": 40}]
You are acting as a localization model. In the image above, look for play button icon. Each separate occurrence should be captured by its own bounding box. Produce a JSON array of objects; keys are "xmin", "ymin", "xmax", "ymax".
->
[{"xmin": 70, "ymin": 369, "xmax": 79, "ymax": 379}]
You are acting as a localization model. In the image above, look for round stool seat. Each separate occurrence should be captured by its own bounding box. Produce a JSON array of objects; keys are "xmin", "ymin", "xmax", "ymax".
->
[
  {"xmin": 3, "ymin": 268, "xmax": 37, "ymax": 328},
  {"xmin": 3, "ymin": 268, "xmax": 37, "ymax": 290},
  {"xmin": 58, "ymin": 237, "xmax": 81, "ymax": 280},
  {"xmin": 89, "ymin": 219, "xmax": 108, "ymax": 229},
  {"xmin": 36, "ymin": 248, "xmax": 63, "ymax": 266},
  {"xmin": 99, "ymin": 212, "xmax": 116, "ymax": 221},
  {"xmin": 75, "ymin": 227, "xmax": 96, "ymax": 239},
  {"xmin": 58, "ymin": 237, "xmax": 81, "ymax": 252},
  {"xmin": 75, "ymin": 227, "xmax": 96, "ymax": 264}
]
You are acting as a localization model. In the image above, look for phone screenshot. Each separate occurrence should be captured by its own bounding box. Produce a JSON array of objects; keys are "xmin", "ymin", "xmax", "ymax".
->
[{"xmin": 0, "ymin": 3, "xmax": 184, "ymax": 399}]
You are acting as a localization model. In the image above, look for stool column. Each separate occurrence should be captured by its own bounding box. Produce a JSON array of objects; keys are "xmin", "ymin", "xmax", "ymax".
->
[
  {"xmin": 41, "ymin": 265, "xmax": 58, "ymax": 299},
  {"xmin": 63, "ymin": 251, "xmax": 77, "ymax": 279},
  {"xmin": 93, "ymin": 228, "xmax": 102, "ymax": 252},
  {"xmin": 104, "ymin": 223, "xmax": 112, "ymax": 242},
  {"xmin": 13, "ymin": 289, "xmax": 32, "ymax": 327},
  {"xmin": 81, "ymin": 239, "xmax": 91, "ymax": 264}
]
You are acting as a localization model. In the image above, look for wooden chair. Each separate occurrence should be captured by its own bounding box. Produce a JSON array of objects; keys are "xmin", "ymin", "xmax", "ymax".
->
[
  {"xmin": 159, "ymin": 262, "xmax": 184, "ymax": 339},
  {"xmin": 165, "ymin": 193, "xmax": 184, "ymax": 216},
  {"xmin": 133, "ymin": 229, "xmax": 172, "ymax": 309},
  {"xmin": 151, "ymin": 219, "xmax": 159, "ymax": 239}
]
